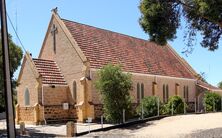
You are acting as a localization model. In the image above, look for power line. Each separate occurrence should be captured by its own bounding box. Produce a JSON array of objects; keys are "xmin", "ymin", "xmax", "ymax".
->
[
  {"xmin": 6, "ymin": 12, "xmax": 39, "ymax": 79},
  {"xmin": 6, "ymin": 11, "xmax": 26, "ymax": 52}
]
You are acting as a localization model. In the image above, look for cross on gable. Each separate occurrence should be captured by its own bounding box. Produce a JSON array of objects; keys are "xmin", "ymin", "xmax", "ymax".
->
[{"xmin": 51, "ymin": 24, "xmax": 58, "ymax": 53}]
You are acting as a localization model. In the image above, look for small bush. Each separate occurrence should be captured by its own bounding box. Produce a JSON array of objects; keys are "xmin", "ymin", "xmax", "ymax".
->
[
  {"xmin": 164, "ymin": 96, "xmax": 187, "ymax": 115},
  {"xmin": 136, "ymin": 96, "xmax": 160, "ymax": 118},
  {"xmin": 203, "ymin": 92, "xmax": 221, "ymax": 112}
]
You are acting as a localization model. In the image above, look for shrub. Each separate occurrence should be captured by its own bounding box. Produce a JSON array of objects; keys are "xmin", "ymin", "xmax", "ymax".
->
[
  {"xmin": 136, "ymin": 96, "xmax": 160, "ymax": 118},
  {"xmin": 164, "ymin": 96, "xmax": 187, "ymax": 115},
  {"xmin": 203, "ymin": 92, "xmax": 221, "ymax": 112}
]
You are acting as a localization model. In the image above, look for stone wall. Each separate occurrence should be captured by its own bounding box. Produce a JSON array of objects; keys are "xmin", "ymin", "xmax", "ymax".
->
[
  {"xmin": 44, "ymin": 105, "xmax": 77, "ymax": 122},
  {"xmin": 42, "ymin": 85, "xmax": 77, "ymax": 122},
  {"xmin": 16, "ymin": 104, "xmax": 45, "ymax": 125},
  {"xmin": 90, "ymin": 69, "xmax": 197, "ymax": 104},
  {"xmin": 16, "ymin": 103, "xmax": 77, "ymax": 124},
  {"xmin": 39, "ymin": 14, "xmax": 88, "ymax": 121},
  {"xmin": 39, "ymin": 105, "xmax": 44, "ymax": 122},
  {"xmin": 19, "ymin": 107, "xmax": 35, "ymax": 123},
  {"xmin": 17, "ymin": 57, "xmax": 40, "ymax": 107},
  {"xmin": 43, "ymin": 85, "xmax": 69, "ymax": 105},
  {"xmin": 90, "ymin": 69, "xmax": 197, "ymax": 119},
  {"xmin": 39, "ymin": 14, "xmax": 86, "ymax": 105}
]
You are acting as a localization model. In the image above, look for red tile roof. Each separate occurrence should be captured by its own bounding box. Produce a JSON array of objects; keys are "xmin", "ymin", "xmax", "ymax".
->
[
  {"xmin": 33, "ymin": 58, "xmax": 67, "ymax": 85},
  {"xmin": 63, "ymin": 19, "xmax": 195, "ymax": 79},
  {"xmin": 197, "ymin": 80, "xmax": 222, "ymax": 91}
]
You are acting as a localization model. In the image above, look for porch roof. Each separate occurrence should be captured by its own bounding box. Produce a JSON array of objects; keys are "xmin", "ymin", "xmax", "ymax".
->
[
  {"xmin": 33, "ymin": 58, "xmax": 67, "ymax": 85},
  {"xmin": 196, "ymin": 81, "xmax": 222, "ymax": 92}
]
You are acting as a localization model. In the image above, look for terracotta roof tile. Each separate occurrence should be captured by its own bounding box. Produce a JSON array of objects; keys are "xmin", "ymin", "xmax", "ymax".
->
[
  {"xmin": 63, "ymin": 19, "xmax": 195, "ymax": 79},
  {"xmin": 197, "ymin": 81, "xmax": 222, "ymax": 91},
  {"xmin": 33, "ymin": 58, "xmax": 67, "ymax": 85}
]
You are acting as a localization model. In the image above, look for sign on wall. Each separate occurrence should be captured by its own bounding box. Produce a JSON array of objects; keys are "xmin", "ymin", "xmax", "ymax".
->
[{"xmin": 63, "ymin": 103, "xmax": 69, "ymax": 110}]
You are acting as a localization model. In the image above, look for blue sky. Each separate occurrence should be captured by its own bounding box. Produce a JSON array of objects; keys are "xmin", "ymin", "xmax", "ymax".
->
[{"xmin": 6, "ymin": 0, "xmax": 222, "ymax": 86}]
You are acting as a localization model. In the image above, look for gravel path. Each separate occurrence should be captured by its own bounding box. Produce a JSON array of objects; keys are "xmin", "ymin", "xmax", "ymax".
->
[
  {"xmin": 85, "ymin": 113, "xmax": 222, "ymax": 138},
  {"xmin": 1, "ymin": 113, "xmax": 222, "ymax": 137}
]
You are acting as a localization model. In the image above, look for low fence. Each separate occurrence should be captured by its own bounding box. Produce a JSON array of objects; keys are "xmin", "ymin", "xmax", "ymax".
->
[
  {"xmin": 76, "ymin": 96, "xmax": 222, "ymax": 135},
  {"xmin": 11, "ymin": 96, "xmax": 222, "ymax": 137},
  {"xmin": 76, "ymin": 115, "xmax": 167, "ymax": 136}
]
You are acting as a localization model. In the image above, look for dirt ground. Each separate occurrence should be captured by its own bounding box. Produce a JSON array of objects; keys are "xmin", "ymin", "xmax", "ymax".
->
[
  {"xmin": 1, "ymin": 113, "xmax": 222, "ymax": 137},
  {"xmin": 0, "ymin": 120, "xmax": 112, "ymax": 137},
  {"xmin": 85, "ymin": 112, "xmax": 222, "ymax": 138}
]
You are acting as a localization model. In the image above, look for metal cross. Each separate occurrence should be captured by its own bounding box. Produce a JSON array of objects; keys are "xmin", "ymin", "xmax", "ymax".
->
[{"xmin": 51, "ymin": 24, "xmax": 58, "ymax": 53}]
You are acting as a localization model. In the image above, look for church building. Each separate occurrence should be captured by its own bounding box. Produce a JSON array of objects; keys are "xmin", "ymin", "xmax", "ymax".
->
[{"xmin": 16, "ymin": 10, "xmax": 222, "ymax": 124}]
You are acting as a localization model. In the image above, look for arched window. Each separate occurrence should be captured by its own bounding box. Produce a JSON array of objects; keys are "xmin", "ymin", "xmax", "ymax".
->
[
  {"xmin": 137, "ymin": 83, "xmax": 140, "ymax": 103},
  {"xmin": 183, "ymin": 86, "xmax": 189, "ymax": 102},
  {"xmin": 166, "ymin": 85, "xmax": 169, "ymax": 102},
  {"xmin": 24, "ymin": 88, "xmax": 30, "ymax": 106},
  {"xmin": 152, "ymin": 82, "xmax": 157, "ymax": 96},
  {"xmin": 183, "ymin": 86, "xmax": 186, "ymax": 99},
  {"xmin": 73, "ymin": 81, "xmax": 77, "ymax": 102},
  {"xmin": 163, "ymin": 84, "xmax": 166, "ymax": 103},
  {"xmin": 175, "ymin": 83, "xmax": 179, "ymax": 95},
  {"xmin": 141, "ymin": 83, "xmax": 144, "ymax": 99},
  {"xmin": 163, "ymin": 84, "xmax": 169, "ymax": 103},
  {"xmin": 186, "ymin": 86, "xmax": 189, "ymax": 102}
]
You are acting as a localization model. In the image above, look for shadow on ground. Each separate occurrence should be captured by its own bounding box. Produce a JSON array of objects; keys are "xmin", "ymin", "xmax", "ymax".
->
[
  {"xmin": 0, "ymin": 128, "xmax": 65, "ymax": 138},
  {"xmin": 185, "ymin": 127, "xmax": 222, "ymax": 138},
  {"xmin": 84, "ymin": 122, "xmax": 155, "ymax": 138},
  {"xmin": 122, "ymin": 122, "xmax": 154, "ymax": 130}
]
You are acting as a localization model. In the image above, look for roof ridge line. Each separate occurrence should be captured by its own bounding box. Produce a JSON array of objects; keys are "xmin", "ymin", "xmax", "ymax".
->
[{"xmin": 62, "ymin": 18, "xmax": 158, "ymax": 44}]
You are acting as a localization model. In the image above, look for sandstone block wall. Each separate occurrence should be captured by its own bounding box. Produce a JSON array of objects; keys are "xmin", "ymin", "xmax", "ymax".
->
[
  {"xmin": 44, "ymin": 105, "xmax": 77, "ymax": 121},
  {"xmin": 17, "ymin": 58, "xmax": 40, "ymax": 107},
  {"xmin": 43, "ymin": 85, "xmax": 69, "ymax": 105},
  {"xmin": 42, "ymin": 85, "xmax": 77, "ymax": 121},
  {"xmin": 39, "ymin": 16, "xmax": 91, "ymax": 122},
  {"xmin": 90, "ymin": 69, "xmax": 197, "ymax": 116},
  {"xmin": 18, "ymin": 107, "xmax": 35, "ymax": 123},
  {"xmin": 91, "ymin": 69, "xmax": 196, "ymax": 103},
  {"xmin": 39, "ymin": 15, "xmax": 85, "ymax": 105}
]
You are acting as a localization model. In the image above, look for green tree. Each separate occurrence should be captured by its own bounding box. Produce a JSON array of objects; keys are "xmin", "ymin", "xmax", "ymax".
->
[
  {"xmin": 139, "ymin": 0, "xmax": 222, "ymax": 52},
  {"xmin": 204, "ymin": 92, "xmax": 221, "ymax": 112},
  {"xmin": 96, "ymin": 64, "xmax": 133, "ymax": 123},
  {"xmin": 0, "ymin": 34, "xmax": 23, "ymax": 112},
  {"xmin": 218, "ymin": 81, "xmax": 222, "ymax": 89}
]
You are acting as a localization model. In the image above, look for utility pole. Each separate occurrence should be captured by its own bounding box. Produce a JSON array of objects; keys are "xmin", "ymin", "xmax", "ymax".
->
[{"xmin": 0, "ymin": 0, "xmax": 16, "ymax": 137}]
